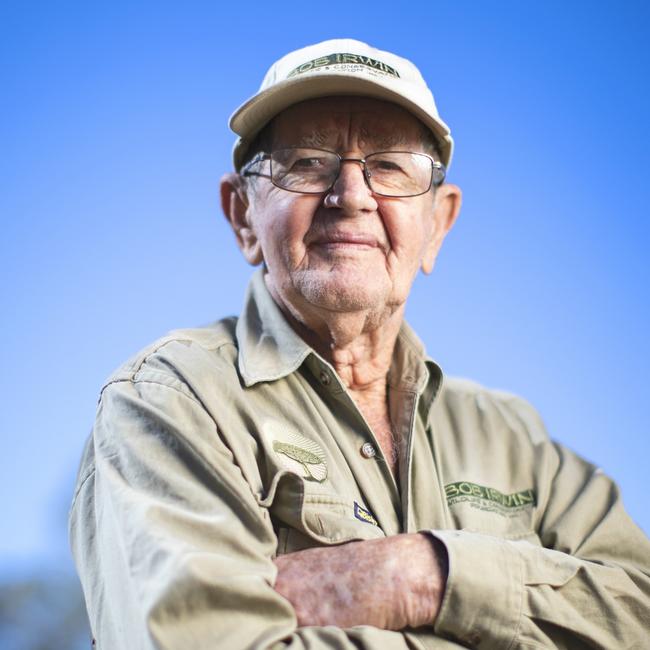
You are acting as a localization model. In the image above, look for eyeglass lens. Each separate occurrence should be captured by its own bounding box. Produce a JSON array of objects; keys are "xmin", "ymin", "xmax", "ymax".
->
[{"xmin": 270, "ymin": 148, "xmax": 441, "ymax": 197}]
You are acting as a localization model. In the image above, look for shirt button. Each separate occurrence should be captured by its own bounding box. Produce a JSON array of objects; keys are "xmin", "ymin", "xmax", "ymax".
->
[
  {"xmin": 360, "ymin": 442, "xmax": 376, "ymax": 458},
  {"xmin": 319, "ymin": 371, "xmax": 331, "ymax": 386}
]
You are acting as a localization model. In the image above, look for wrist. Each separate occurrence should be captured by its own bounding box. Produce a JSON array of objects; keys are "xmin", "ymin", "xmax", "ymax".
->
[{"xmin": 406, "ymin": 532, "xmax": 448, "ymax": 627}]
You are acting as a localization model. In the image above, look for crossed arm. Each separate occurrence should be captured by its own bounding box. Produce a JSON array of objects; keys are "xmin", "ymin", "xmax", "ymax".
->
[
  {"xmin": 274, "ymin": 533, "xmax": 449, "ymax": 630},
  {"xmin": 71, "ymin": 377, "xmax": 650, "ymax": 649}
]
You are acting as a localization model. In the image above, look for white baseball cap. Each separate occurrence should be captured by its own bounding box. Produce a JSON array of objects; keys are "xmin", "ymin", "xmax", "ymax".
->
[{"xmin": 229, "ymin": 38, "xmax": 454, "ymax": 170}]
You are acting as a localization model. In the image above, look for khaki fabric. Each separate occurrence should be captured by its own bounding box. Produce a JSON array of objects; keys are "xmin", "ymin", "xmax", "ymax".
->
[{"xmin": 69, "ymin": 269, "xmax": 650, "ymax": 649}]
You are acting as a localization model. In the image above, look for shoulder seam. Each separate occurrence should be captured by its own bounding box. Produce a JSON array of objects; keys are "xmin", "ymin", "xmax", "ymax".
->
[
  {"xmin": 99, "ymin": 336, "xmax": 239, "ymax": 401},
  {"xmin": 99, "ymin": 374, "xmax": 204, "ymax": 407}
]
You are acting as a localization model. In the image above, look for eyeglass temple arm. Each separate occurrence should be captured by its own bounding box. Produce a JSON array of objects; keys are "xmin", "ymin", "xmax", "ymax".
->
[{"xmin": 240, "ymin": 152, "xmax": 271, "ymax": 175}]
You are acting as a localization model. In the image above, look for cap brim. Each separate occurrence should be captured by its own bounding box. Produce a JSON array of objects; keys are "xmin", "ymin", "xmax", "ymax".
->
[{"xmin": 230, "ymin": 74, "xmax": 453, "ymax": 170}]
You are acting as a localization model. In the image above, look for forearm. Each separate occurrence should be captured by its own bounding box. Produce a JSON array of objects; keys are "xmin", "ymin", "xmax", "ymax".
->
[{"xmin": 274, "ymin": 532, "xmax": 449, "ymax": 630}]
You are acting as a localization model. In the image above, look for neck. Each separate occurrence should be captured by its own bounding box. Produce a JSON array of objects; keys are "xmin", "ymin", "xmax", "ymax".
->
[{"xmin": 265, "ymin": 277, "xmax": 404, "ymax": 394}]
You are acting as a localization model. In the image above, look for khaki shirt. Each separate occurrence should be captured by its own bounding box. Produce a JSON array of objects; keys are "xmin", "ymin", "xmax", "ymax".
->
[{"xmin": 70, "ymin": 269, "xmax": 650, "ymax": 649}]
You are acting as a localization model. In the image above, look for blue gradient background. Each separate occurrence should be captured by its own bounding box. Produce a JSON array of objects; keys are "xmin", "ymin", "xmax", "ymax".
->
[{"xmin": 1, "ymin": 0, "xmax": 648, "ymax": 580}]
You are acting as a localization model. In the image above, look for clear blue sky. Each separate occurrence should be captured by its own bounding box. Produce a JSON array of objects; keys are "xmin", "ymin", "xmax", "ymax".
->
[{"xmin": 1, "ymin": 1, "xmax": 648, "ymax": 574}]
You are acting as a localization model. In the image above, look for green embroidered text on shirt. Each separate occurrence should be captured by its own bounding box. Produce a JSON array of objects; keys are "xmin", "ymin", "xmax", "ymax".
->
[{"xmin": 445, "ymin": 481, "xmax": 536, "ymax": 512}]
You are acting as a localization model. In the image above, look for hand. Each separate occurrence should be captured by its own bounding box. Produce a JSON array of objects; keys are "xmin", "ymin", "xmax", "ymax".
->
[{"xmin": 273, "ymin": 532, "xmax": 448, "ymax": 630}]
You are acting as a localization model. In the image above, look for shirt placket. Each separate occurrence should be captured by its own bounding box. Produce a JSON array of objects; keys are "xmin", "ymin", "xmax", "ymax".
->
[
  {"xmin": 304, "ymin": 357, "xmax": 403, "ymax": 536},
  {"xmin": 391, "ymin": 385, "xmax": 420, "ymax": 532},
  {"xmin": 389, "ymin": 365, "xmax": 449, "ymax": 533}
]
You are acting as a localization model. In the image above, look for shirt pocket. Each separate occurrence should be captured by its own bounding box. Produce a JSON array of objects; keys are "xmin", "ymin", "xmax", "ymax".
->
[
  {"xmin": 448, "ymin": 513, "xmax": 543, "ymax": 547},
  {"xmin": 262, "ymin": 470, "xmax": 385, "ymax": 555},
  {"xmin": 443, "ymin": 480, "xmax": 541, "ymax": 544}
]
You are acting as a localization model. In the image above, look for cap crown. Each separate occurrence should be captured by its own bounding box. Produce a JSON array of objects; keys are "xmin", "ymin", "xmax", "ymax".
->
[{"xmin": 230, "ymin": 39, "xmax": 453, "ymax": 170}]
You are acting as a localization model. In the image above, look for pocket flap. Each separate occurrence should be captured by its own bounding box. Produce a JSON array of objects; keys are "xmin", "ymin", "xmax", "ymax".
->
[{"xmin": 263, "ymin": 471, "xmax": 385, "ymax": 546}]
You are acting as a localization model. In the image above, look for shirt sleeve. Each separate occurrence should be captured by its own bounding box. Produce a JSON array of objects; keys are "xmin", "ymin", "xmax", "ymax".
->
[
  {"xmin": 69, "ymin": 376, "xmax": 467, "ymax": 650},
  {"xmin": 430, "ymin": 436, "xmax": 650, "ymax": 648}
]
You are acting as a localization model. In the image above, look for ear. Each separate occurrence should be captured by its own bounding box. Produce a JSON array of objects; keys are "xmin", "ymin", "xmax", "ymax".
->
[
  {"xmin": 421, "ymin": 183, "xmax": 462, "ymax": 274},
  {"xmin": 220, "ymin": 172, "xmax": 263, "ymax": 265}
]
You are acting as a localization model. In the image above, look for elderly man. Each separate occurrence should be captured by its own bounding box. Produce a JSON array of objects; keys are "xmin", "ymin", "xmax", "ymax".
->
[{"xmin": 70, "ymin": 39, "xmax": 650, "ymax": 649}]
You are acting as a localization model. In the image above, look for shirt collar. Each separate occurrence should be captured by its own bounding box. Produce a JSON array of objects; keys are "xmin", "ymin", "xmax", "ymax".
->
[
  {"xmin": 236, "ymin": 269, "xmax": 313, "ymax": 387},
  {"xmin": 235, "ymin": 268, "xmax": 443, "ymax": 405}
]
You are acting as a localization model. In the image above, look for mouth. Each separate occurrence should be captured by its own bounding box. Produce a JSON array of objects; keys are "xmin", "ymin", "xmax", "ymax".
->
[{"xmin": 309, "ymin": 232, "xmax": 383, "ymax": 252}]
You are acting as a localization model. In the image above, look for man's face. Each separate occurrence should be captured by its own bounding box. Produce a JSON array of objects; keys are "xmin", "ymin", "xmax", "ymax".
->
[{"xmin": 228, "ymin": 96, "xmax": 460, "ymax": 324}]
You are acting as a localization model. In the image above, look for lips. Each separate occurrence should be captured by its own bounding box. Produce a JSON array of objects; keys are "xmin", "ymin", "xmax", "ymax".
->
[{"xmin": 309, "ymin": 232, "xmax": 384, "ymax": 250}]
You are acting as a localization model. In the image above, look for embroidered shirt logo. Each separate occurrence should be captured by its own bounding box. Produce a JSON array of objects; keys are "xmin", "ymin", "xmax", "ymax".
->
[
  {"xmin": 264, "ymin": 421, "xmax": 328, "ymax": 482},
  {"xmin": 287, "ymin": 53, "xmax": 400, "ymax": 79},
  {"xmin": 353, "ymin": 501, "xmax": 378, "ymax": 526},
  {"xmin": 445, "ymin": 481, "xmax": 536, "ymax": 517}
]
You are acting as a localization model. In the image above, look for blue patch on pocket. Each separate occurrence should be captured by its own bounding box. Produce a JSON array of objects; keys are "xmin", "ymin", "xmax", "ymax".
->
[{"xmin": 354, "ymin": 501, "xmax": 378, "ymax": 526}]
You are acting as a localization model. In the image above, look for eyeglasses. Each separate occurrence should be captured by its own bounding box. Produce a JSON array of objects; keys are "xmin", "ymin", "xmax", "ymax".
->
[{"xmin": 241, "ymin": 147, "xmax": 446, "ymax": 198}]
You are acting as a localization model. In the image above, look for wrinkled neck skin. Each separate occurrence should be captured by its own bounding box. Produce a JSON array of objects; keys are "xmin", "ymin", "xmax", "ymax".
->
[{"xmin": 264, "ymin": 272, "xmax": 403, "ymax": 401}]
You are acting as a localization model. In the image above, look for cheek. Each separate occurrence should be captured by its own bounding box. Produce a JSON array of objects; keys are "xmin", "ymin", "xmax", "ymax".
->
[
  {"xmin": 383, "ymin": 206, "xmax": 434, "ymax": 260},
  {"xmin": 255, "ymin": 194, "xmax": 319, "ymax": 264}
]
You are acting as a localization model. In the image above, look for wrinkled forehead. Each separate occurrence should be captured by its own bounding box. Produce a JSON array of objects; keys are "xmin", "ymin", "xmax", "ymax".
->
[{"xmin": 270, "ymin": 96, "xmax": 429, "ymax": 150}]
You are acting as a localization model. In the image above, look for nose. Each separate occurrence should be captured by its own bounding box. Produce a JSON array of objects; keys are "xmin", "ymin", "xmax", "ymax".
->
[{"xmin": 324, "ymin": 157, "xmax": 378, "ymax": 213}]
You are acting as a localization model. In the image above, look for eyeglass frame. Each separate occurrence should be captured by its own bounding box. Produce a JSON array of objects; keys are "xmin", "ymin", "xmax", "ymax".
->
[{"xmin": 240, "ymin": 147, "xmax": 447, "ymax": 198}]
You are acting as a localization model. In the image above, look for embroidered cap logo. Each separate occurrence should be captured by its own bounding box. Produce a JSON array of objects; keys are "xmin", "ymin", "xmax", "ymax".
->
[{"xmin": 286, "ymin": 53, "xmax": 401, "ymax": 79}]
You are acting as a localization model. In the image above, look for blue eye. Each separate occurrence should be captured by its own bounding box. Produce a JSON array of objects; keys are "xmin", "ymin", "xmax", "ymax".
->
[
  {"xmin": 378, "ymin": 161, "xmax": 401, "ymax": 171},
  {"xmin": 292, "ymin": 157, "xmax": 325, "ymax": 169},
  {"xmin": 368, "ymin": 157, "xmax": 405, "ymax": 174}
]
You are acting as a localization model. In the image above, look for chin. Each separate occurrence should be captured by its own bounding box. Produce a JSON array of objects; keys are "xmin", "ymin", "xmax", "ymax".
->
[{"xmin": 291, "ymin": 269, "xmax": 388, "ymax": 313}]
